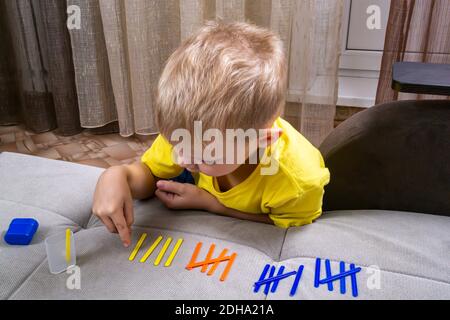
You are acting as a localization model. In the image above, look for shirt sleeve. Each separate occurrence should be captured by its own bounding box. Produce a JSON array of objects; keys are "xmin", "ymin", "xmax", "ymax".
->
[
  {"xmin": 140, "ymin": 134, "xmax": 184, "ymax": 179},
  {"xmin": 268, "ymin": 181, "xmax": 326, "ymax": 228}
]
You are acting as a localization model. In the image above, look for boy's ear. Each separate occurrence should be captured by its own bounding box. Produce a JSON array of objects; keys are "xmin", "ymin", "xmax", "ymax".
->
[{"xmin": 258, "ymin": 128, "xmax": 283, "ymax": 146}]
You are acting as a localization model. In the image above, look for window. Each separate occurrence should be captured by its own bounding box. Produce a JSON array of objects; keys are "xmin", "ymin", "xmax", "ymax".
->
[{"xmin": 338, "ymin": 0, "xmax": 390, "ymax": 107}]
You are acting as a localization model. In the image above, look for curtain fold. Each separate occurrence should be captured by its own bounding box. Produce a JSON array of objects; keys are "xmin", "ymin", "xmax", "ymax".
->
[
  {"xmin": 39, "ymin": 0, "xmax": 81, "ymax": 135},
  {"xmin": 0, "ymin": 1, "xmax": 21, "ymax": 125},
  {"xmin": 1, "ymin": 0, "xmax": 81, "ymax": 135},
  {"xmin": 376, "ymin": 0, "xmax": 450, "ymax": 104}
]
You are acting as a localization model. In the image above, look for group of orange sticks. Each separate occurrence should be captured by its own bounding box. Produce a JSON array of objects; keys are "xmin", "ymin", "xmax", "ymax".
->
[{"xmin": 186, "ymin": 242, "xmax": 237, "ymax": 282}]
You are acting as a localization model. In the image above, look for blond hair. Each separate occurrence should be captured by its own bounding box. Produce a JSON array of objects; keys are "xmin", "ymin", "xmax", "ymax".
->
[{"xmin": 155, "ymin": 20, "xmax": 287, "ymax": 138}]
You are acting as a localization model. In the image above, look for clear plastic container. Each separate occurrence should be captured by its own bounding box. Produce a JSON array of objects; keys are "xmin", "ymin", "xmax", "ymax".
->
[{"xmin": 45, "ymin": 229, "xmax": 76, "ymax": 274}]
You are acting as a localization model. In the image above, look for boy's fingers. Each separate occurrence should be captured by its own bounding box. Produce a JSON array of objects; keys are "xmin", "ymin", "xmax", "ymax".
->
[
  {"xmin": 100, "ymin": 216, "xmax": 117, "ymax": 234},
  {"xmin": 111, "ymin": 212, "xmax": 131, "ymax": 247},
  {"xmin": 155, "ymin": 189, "xmax": 177, "ymax": 208},
  {"xmin": 124, "ymin": 198, "xmax": 134, "ymax": 227},
  {"xmin": 156, "ymin": 180, "xmax": 184, "ymax": 195},
  {"xmin": 155, "ymin": 189, "xmax": 169, "ymax": 203}
]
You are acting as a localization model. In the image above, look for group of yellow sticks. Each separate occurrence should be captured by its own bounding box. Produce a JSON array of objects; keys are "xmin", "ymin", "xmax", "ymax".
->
[{"xmin": 128, "ymin": 233, "xmax": 183, "ymax": 267}]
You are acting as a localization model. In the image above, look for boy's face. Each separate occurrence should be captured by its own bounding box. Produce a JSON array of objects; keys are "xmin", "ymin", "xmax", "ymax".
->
[
  {"xmin": 170, "ymin": 125, "xmax": 282, "ymax": 177},
  {"xmin": 173, "ymin": 138, "xmax": 250, "ymax": 177},
  {"xmin": 180, "ymin": 162, "xmax": 241, "ymax": 177}
]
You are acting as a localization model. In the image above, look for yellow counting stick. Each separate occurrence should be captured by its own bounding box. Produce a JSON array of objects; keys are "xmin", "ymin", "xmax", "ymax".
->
[
  {"xmin": 65, "ymin": 228, "xmax": 71, "ymax": 264},
  {"xmin": 154, "ymin": 237, "xmax": 172, "ymax": 266},
  {"xmin": 164, "ymin": 238, "xmax": 184, "ymax": 267},
  {"xmin": 128, "ymin": 233, "xmax": 147, "ymax": 261},
  {"xmin": 140, "ymin": 235, "xmax": 163, "ymax": 263}
]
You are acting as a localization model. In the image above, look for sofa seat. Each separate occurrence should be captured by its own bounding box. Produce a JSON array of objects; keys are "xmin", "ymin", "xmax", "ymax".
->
[{"xmin": 1, "ymin": 151, "xmax": 449, "ymax": 299}]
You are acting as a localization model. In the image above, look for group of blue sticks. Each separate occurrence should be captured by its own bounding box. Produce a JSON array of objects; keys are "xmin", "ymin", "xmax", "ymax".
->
[{"xmin": 128, "ymin": 233, "xmax": 183, "ymax": 267}]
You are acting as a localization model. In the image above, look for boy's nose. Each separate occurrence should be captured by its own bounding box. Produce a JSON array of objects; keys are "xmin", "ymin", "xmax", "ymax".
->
[
  {"xmin": 184, "ymin": 164, "xmax": 199, "ymax": 172},
  {"xmin": 178, "ymin": 156, "xmax": 199, "ymax": 172}
]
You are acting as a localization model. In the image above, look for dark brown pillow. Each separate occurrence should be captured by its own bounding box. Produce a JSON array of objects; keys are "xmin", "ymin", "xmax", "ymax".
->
[{"xmin": 319, "ymin": 100, "xmax": 450, "ymax": 216}]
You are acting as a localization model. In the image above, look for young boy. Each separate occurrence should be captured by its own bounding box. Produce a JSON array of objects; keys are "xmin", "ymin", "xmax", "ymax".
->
[{"xmin": 92, "ymin": 20, "xmax": 330, "ymax": 247}]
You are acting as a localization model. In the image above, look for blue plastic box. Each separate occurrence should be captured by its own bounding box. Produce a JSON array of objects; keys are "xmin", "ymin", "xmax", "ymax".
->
[{"xmin": 4, "ymin": 218, "xmax": 39, "ymax": 245}]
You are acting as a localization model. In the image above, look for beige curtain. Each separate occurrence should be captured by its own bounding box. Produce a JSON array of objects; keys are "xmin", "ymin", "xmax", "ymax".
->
[
  {"xmin": 376, "ymin": 0, "xmax": 450, "ymax": 103},
  {"xmin": 68, "ymin": 0, "xmax": 343, "ymax": 145}
]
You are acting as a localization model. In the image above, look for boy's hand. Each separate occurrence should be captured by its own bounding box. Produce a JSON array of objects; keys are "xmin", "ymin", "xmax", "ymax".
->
[
  {"xmin": 155, "ymin": 180, "xmax": 221, "ymax": 211},
  {"xmin": 92, "ymin": 166, "xmax": 134, "ymax": 247}
]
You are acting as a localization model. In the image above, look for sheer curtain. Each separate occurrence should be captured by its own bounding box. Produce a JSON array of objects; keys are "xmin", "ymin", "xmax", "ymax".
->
[
  {"xmin": 282, "ymin": 0, "xmax": 344, "ymax": 147},
  {"xmin": 68, "ymin": 0, "xmax": 344, "ymax": 144},
  {"xmin": 376, "ymin": 0, "xmax": 450, "ymax": 103},
  {"xmin": 1, "ymin": 0, "xmax": 344, "ymax": 143}
]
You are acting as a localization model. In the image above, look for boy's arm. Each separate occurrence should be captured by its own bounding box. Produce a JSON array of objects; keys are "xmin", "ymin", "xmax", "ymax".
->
[
  {"xmin": 123, "ymin": 161, "xmax": 158, "ymax": 199},
  {"xmin": 92, "ymin": 161, "xmax": 157, "ymax": 247},
  {"xmin": 208, "ymin": 201, "xmax": 274, "ymax": 225},
  {"xmin": 154, "ymin": 180, "xmax": 274, "ymax": 225}
]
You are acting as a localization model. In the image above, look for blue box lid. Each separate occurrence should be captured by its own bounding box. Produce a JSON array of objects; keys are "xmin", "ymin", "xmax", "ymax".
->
[{"xmin": 4, "ymin": 218, "xmax": 39, "ymax": 245}]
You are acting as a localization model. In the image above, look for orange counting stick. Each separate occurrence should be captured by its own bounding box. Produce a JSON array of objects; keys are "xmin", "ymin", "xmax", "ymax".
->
[
  {"xmin": 187, "ymin": 255, "xmax": 232, "ymax": 268},
  {"xmin": 186, "ymin": 242, "xmax": 203, "ymax": 270},
  {"xmin": 207, "ymin": 249, "xmax": 228, "ymax": 276},
  {"xmin": 201, "ymin": 244, "xmax": 216, "ymax": 273},
  {"xmin": 220, "ymin": 252, "xmax": 237, "ymax": 282}
]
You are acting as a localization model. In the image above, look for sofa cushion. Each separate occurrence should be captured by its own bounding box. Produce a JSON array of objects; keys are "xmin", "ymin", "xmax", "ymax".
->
[{"xmin": 319, "ymin": 99, "xmax": 450, "ymax": 216}]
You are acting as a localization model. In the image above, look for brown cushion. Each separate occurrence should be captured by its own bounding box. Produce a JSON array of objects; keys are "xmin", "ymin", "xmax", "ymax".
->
[{"xmin": 319, "ymin": 100, "xmax": 450, "ymax": 216}]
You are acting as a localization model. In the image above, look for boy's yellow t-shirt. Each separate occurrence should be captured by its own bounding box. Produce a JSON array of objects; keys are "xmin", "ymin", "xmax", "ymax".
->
[{"xmin": 141, "ymin": 117, "xmax": 330, "ymax": 228}]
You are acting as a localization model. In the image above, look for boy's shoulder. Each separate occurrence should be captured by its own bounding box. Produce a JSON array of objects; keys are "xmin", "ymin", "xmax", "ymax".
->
[{"xmin": 270, "ymin": 117, "xmax": 330, "ymax": 191}]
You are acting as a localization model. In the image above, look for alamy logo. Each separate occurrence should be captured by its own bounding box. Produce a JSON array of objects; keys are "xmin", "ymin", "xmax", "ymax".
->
[
  {"xmin": 366, "ymin": 5, "xmax": 381, "ymax": 30},
  {"xmin": 66, "ymin": 265, "xmax": 81, "ymax": 290},
  {"xmin": 170, "ymin": 121, "xmax": 280, "ymax": 175},
  {"xmin": 67, "ymin": 5, "xmax": 81, "ymax": 30}
]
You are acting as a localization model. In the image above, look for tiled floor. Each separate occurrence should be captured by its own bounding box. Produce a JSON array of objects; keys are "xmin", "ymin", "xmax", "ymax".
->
[
  {"xmin": 0, "ymin": 106, "xmax": 363, "ymax": 168},
  {"xmin": 0, "ymin": 124, "xmax": 156, "ymax": 168}
]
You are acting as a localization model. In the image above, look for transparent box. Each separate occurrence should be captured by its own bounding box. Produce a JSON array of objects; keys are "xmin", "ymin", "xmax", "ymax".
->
[{"xmin": 45, "ymin": 229, "xmax": 76, "ymax": 274}]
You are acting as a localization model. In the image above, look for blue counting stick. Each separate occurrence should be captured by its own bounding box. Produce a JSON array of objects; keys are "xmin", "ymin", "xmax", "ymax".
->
[
  {"xmin": 350, "ymin": 264, "xmax": 358, "ymax": 297},
  {"xmin": 264, "ymin": 265, "xmax": 276, "ymax": 295},
  {"xmin": 289, "ymin": 265, "xmax": 304, "ymax": 296},
  {"xmin": 254, "ymin": 264, "xmax": 270, "ymax": 293},
  {"xmin": 255, "ymin": 270, "xmax": 297, "ymax": 286},
  {"xmin": 270, "ymin": 266, "xmax": 285, "ymax": 293},
  {"xmin": 314, "ymin": 258, "xmax": 321, "ymax": 288},
  {"xmin": 318, "ymin": 267, "xmax": 361, "ymax": 284},
  {"xmin": 340, "ymin": 261, "xmax": 346, "ymax": 294},
  {"xmin": 325, "ymin": 259, "xmax": 333, "ymax": 291}
]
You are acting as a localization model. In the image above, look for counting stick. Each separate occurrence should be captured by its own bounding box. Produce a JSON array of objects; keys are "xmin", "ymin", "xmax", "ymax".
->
[
  {"xmin": 140, "ymin": 235, "xmax": 163, "ymax": 263},
  {"xmin": 164, "ymin": 238, "xmax": 184, "ymax": 267},
  {"xmin": 65, "ymin": 228, "xmax": 71, "ymax": 264},
  {"xmin": 128, "ymin": 233, "xmax": 147, "ymax": 261},
  {"xmin": 201, "ymin": 244, "xmax": 216, "ymax": 273},
  {"xmin": 220, "ymin": 252, "xmax": 237, "ymax": 282},
  {"xmin": 154, "ymin": 237, "xmax": 172, "ymax": 266},
  {"xmin": 186, "ymin": 242, "xmax": 202, "ymax": 270},
  {"xmin": 206, "ymin": 249, "xmax": 228, "ymax": 276}
]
